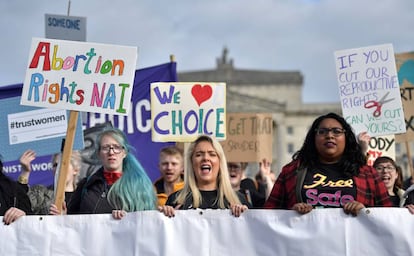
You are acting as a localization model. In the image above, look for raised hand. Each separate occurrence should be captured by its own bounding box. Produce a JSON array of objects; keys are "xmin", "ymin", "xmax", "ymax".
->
[{"xmin": 19, "ymin": 149, "xmax": 36, "ymax": 173}]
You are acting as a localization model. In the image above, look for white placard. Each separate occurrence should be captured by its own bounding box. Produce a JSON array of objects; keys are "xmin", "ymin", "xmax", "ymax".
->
[
  {"xmin": 334, "ymin": 44, "xmax": 406, "ymax": 136},
  {"xmin": 7, "ymin": 108, "xmax": 67, "ymax": 145},
  {"xmin": 21, "ymin": 38, "xmax": 137, "ymax": 116},
  {"xmin": 150, "ymin": 82, "xmax": 226, "ymax": 142}
]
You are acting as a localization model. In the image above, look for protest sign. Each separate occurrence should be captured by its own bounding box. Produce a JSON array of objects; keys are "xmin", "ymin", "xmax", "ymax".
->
[
  {"xmin": 45, "ymin": 14, "xmax": 87, "ymax": 41},
  {"xmin": 21, "ymin": 38, "xmax": 137, "ymax": 115},
  {"xmin": 150, "ymin": 82, "xmax": 226, "ymax": 142},
  {"xmin": 395, "ymin": 52, "xmax": 414, "ymax": 142},
  {"xmin": 334, "ymin": 44, "xmax": 405, "ymax": 136},
  {"xmin": 221, "ymin": 113, "xmax": 273, "ymax": 162},
  {"xmin": 0, "ymin": 96, "xmax": 84, "ymax": 162},
  {"xmin": 366, "ymin": 134, "xmax": 395, "ymax": 166}
]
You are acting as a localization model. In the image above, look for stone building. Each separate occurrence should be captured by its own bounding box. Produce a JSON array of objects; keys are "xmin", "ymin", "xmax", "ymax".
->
[{"xmin": 178, "ymin": 48, "xmax": 342, "ymax": 175}]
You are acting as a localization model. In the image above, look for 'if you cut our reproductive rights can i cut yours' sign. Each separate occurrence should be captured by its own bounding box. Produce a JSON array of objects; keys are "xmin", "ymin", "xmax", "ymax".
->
[{"xmin": 334, "ymin": 43, "xmax": 406, "ymax": 137}]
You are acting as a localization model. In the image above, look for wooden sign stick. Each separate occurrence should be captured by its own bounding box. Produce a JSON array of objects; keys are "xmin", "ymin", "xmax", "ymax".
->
[{"xmin": 54, "ymin": 110, "xmax": 79, "ymax": 212}]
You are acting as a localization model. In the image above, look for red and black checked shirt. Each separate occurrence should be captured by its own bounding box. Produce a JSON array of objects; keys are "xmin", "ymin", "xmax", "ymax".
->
[{"xmin": 264, "ymin": 160, "xmax": 392, "ymax": 209}]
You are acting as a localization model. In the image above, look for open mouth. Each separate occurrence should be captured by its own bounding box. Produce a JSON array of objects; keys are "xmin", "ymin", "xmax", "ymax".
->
[
  {"xmin": 230, "ymin": 173, "xmax": 237, "ymax": 178},
  {"xmin": 165, "ymin": 173, "xmax": 173, "ymax": 178},
  {"xmin": 382, "ymin": 176, "xmax": 391, "ymax": 182},
  {"xmin": 201, "ymin": 164, "xmax": 212, "ymax": 174}
]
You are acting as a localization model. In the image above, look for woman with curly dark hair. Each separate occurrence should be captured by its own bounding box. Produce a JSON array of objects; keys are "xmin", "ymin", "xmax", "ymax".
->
[{"xmin": 264, "ymin": 113, "xmax": 392, "ymax": 216}]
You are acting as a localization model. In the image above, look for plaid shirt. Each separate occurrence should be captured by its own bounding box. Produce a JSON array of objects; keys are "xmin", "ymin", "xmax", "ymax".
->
[{"xmin": 264, "ymin": 160, "xmax": 392, "ymax": 209}]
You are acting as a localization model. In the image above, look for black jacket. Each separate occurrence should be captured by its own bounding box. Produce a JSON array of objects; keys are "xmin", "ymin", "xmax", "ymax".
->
[
  {"xmin": 240, "ymin": 178, "xmax": 266, "ymax": 208},
  {"xmin": 67, "ymin": 168, "xmax": 113, "ymax": 214},
  {"xmin": 166, "ymin": 189, "xmax": 251, "ymax": 209},
  {"xmin": 0, "ymin": 174, "xmax": 32, "ymax": 216}
]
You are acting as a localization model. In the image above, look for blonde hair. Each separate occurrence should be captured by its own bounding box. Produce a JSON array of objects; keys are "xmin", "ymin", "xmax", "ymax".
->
[
  {"xmin": 175, "ymin": 135, "xmax": 241, "ymax": 208},
  {"xmin": 52, "ymin": 150, "xmax": 82, "ymax": 189}
]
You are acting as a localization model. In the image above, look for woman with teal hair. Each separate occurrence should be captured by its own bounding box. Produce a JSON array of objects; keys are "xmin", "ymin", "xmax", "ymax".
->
[{"xmin": 50, "ymin": 128, "xmax": 156, "ymax": 218}]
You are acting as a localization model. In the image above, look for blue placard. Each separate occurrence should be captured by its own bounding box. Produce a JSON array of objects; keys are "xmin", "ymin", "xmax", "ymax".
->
[{"xmin": 1, "ymin": 96, "xmax": 84, "ymax": 161}]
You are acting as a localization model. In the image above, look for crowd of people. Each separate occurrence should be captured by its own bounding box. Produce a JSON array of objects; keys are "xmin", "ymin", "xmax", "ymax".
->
[{"xmin": 1, "ymin": 112, "xmax": 414, "ymax": 225}]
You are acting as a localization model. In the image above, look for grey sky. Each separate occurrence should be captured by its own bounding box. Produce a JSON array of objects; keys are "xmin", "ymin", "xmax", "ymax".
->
[{"xmin": 1, "ymin": 0, "xmax": 413, "ymax": 103}]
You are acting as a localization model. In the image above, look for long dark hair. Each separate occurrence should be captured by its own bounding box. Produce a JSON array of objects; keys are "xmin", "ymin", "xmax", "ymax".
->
[{"xmin": 292, "ymin": 112, "xmax": 366, "ymax": 177}]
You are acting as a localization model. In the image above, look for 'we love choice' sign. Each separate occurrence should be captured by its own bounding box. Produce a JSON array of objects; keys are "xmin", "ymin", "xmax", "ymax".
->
[{"xmin": 150, "ymin": 82, "xmax": 226, "ymax": 142}]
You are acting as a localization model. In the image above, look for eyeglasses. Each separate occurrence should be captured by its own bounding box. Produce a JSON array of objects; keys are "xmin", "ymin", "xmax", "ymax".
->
[
  {"xmin": 100, "ymin": 145, "xmax": 124, "ymax": 154},
  {"xmin": 315, "ymin": 127, "xmax": 346, "ymax": 137},
  {"xmin": 375, "ymin": 166, "xmax": 396, "ymax": 172}
]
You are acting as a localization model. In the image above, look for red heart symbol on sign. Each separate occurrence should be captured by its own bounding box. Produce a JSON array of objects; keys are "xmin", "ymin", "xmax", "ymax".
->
[{"xmin": 191, "ymin": 84, "xmax": 212, "ymax": 106}]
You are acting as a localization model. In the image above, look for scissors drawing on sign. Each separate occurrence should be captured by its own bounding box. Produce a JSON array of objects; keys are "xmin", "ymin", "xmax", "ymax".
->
[{"xmin": 364, "ymin": 92, "xmax": 394, "ymax": 117}]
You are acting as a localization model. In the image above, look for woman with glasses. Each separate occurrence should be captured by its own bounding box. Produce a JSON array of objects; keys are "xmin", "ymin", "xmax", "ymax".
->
[
  {"xmin": 264, "ymin": 112, "xmax": 392, "ymax": 215},
  {"xmin": 373, "ymin": 156, "xmax": 414, "ymax": 215},
  {"xmin": 373, "ymin": 157, "xmax": 405, "ymax": 207},
  {"xmin": 50, "ymin": 128, "xmax": 156, "ymax": 219}
]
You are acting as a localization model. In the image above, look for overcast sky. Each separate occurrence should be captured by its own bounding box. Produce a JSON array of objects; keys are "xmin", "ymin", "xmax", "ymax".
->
[{"xmin": 1, "ymin": 0, "xmax": 413, "ymax": 103}]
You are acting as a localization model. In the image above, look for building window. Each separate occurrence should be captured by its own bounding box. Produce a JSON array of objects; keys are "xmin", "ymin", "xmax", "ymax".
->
[
  {"xmin": 287, "ymin": 126, "xmax": 293, "ymax": 135},
  {"xmin": 288, "ymin": 143, "xmax": 295, "ymax": 154}
]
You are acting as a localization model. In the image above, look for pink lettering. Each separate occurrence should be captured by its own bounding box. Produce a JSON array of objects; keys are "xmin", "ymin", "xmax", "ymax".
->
[
  {"xmin": 318, "ymin": 190, "xmax": 341, "ymax": 207},
  {"xmin": 305, "ymin": 189, "xmax": 355, "ymax": 207},
  {"xmin": 306, "ymin": 189, "xmax": 319, "ymax": 205}
]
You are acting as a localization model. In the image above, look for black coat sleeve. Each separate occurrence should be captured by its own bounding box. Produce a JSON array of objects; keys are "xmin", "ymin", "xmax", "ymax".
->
[
  {"xmin": 236, "ymin": 191, "xmax": 253, "ymax": 209},
  {"xmin": 67, "ymin": 177, "xmax": 87, "ymax": 214},
  {"xmin": 15, "ymin": 182, "xmax": 33, "ymax": 215},
  {"xmin": 405, "ymin": 190, "xmax": 414, "ymax": 206},
  {"xmin": 165, "ymin": 191, "xmax": 179, "ymax": 207},
  {"xmin": 0, "ymin": 177, "xmax": 33, "ymax": 215}
]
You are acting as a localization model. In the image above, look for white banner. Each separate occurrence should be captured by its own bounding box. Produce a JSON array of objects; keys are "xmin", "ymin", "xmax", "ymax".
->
[{"xmin": 1, "ymin": 208, "xmax": 413, "ymax": 255}]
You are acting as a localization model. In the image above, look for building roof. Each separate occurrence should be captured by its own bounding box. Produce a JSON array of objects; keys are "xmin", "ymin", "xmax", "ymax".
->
[
  {"xmin": 178, "ymin": 47, "xmax": 303, "ymax": 85},
  {"xmin": 179, "ymin": 69, "xmax": 303, "ymax": 85}
]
